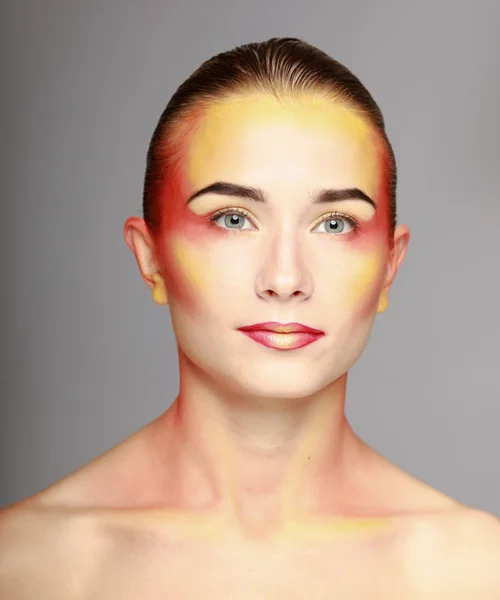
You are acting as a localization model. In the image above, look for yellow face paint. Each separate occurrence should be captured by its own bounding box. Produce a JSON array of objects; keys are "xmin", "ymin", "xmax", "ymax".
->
[
  {"xmin": 170, "ymin": 236, "xmax": 211, "ymax": 295},
  {"xmin": 345, "ymin": 251, "xmax": 386, "ymax": 307},
  {"xmin": 186, "ymin": 93, "xmax": 379, "ymax": 191}
]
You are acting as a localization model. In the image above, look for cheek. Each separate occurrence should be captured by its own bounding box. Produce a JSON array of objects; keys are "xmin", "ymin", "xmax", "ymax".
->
[
  {"xmin": 169, "ymin": 237, "xmax": 212, "ymax": 299},
  {"xmin": 337, "ymin": 250, "xmax": 386, "ymax": 315}
]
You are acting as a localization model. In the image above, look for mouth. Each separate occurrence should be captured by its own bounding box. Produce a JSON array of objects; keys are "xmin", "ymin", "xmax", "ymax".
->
[{"xmin": 237, "ymin": 322, "xmax": 325, "ymax": 350}]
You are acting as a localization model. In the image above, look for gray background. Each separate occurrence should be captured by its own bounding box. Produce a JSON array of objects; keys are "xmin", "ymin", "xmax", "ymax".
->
[{"xmin": 1, "ymin": 0, "xmax": 499, "ymax": 514}]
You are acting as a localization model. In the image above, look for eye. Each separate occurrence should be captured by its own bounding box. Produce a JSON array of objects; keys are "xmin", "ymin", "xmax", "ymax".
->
[
  {"xmin": 210, "ymin": 208, "xmax": 256, "ymax": 230},
  {"xmin": 311, "ymin": 213, "xmax": 358, "ymax": 235}
]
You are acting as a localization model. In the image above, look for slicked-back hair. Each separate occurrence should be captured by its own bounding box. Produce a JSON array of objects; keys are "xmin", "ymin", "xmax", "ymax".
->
[{"xmin": 143, "ymin": 37, "xmax": 397, "ymax": 237}]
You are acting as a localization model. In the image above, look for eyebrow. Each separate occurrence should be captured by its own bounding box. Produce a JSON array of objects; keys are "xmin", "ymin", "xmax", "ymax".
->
[{"xmin": 186, "ymin": 181, "xmax": 376, "ymax": 210}]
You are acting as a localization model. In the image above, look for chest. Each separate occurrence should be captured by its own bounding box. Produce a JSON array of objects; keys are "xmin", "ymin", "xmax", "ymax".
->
[{"xmin": 81, "ymin": 532, "xmax": 418, "ymax": 600}]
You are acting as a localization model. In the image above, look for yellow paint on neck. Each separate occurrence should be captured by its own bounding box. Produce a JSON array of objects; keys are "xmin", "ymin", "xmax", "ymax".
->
[{"xmin": 283, "ymin": 516, "xmax": 391, "ymax": 541}]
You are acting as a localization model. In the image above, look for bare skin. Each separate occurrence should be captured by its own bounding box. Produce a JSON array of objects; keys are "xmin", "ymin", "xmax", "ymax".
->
[
  {"xmin": 2, "ymin": 93, "xmax": 499, "ymax": 597},
  {"xmin": 1, "ymin": 409, "xmax": 499, "ymax": 599}
]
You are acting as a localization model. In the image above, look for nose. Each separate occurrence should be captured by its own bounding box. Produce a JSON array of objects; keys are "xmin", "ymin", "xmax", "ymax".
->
[{"xmin": 255, "ymin": 229, "xmax": 313, "ymax": 303}]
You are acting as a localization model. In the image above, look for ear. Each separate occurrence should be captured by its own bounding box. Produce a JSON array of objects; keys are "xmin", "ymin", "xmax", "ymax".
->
[
  {"xmin": 377, "ymin": 224, "xmax": 410, "ymax": 313},
  {"xmin": 123, "ymin": 217, "xmax": 168, "ymax": 305}
]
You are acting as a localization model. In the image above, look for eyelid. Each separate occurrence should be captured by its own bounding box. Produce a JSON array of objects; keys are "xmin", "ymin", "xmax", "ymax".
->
[
  {"xmin": 310, "ymin": 211, "xmax": 359, "ymax": 232},
  {"xmin": 208, "ymin": 207, "xmax": 359, "ymax": 232},
  {"xmin": 209, "ymin": 206, "xmax": 259, "ymax": 228}
]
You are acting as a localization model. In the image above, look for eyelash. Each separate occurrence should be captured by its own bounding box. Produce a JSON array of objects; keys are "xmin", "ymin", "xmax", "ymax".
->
[
  {"xmin": 312, "ymin": 211, "xmax": 360, "ymax": 233},
  {"xmin": 209, "ymin": 207, "xmax": 360, "ymax": 234},
  {"xmin": 209, "ymin": 206, "xmax": 255, "ymax": 227}
]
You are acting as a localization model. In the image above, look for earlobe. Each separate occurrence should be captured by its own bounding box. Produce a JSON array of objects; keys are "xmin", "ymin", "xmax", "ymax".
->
[
  {"xmin": 123, "ymin": 218, "xmax": 167, "ymax": 304},
  {"xmin": 377, "ymin": 289, "xmax": 389, "ymax": 313},
  {"xmin": 151, "ymin": 273, "xmax": 168, "ymax": 306}
]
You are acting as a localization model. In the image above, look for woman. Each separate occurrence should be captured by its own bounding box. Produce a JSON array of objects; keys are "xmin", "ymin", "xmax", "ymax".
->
[{"xmin": 1, "ymin": 37, "xmax": 499, "ymax": 598}]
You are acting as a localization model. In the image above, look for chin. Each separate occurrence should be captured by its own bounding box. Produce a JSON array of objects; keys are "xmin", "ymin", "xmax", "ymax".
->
[
  {"xmin": 221, "ymin": 363, "xmax": 344, "ymax": 401},
  {"xmin": 243, "ymin": 382, "xmax": 327, "ymax": 400}
]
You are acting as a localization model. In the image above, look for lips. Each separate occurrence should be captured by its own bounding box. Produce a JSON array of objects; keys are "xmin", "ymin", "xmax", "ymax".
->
[
  {"xmin": 238, "ymin": 322, "xmax": 324, "ymax": 334},
  {"xmin": 237, "ymin": 322, "xmax": 324, "ymax": 350}
]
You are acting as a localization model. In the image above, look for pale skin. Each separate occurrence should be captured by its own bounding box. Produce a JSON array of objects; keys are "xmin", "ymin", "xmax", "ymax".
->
[{"xmin": 1, "ymin": 92, "xmax": 499, "ymax": 599}]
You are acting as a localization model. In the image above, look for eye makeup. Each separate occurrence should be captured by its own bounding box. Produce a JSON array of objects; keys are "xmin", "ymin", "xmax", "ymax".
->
[
  {"xmin": 310, "ymin": 212, "xmax": 359, "ymax": 235},
  {"xmin": 203, "ymin": 205, "xmax": 363, "ymax": 242},
  {"xmin": 209, "ymin": 206, "xmax": 257, "ymax": 230}
]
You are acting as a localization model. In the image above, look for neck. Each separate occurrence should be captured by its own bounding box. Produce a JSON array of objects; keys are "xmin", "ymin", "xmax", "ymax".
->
[{"xmin": 154, "ymin": 350, "xmax": 365, "ymax": 538}]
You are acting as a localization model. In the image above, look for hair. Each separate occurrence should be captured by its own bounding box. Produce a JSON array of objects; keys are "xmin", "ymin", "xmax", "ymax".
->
[{"xmin": 143, "ymin": 37, "xmax": 397, "ymax": 238}]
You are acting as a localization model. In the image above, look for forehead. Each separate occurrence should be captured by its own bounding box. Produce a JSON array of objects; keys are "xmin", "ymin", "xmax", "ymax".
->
[{"xmin": 183, "ymin": 93, "xmax": 383, "ymax": 201}]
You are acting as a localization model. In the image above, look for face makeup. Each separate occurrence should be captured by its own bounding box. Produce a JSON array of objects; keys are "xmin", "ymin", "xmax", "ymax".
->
[{"xmin": 149, "ymin": 92, "xmax": 394, "ymax": 400}]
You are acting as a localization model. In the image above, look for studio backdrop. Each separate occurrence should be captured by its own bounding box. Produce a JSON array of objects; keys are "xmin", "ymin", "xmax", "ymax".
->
[{"xmin": 1, "ymin": 0, "xmax": 499, "ymax": 514}]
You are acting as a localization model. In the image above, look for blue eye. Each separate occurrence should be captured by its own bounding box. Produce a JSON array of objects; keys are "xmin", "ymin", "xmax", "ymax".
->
[
  {"xmin": 211, "ymin": 209, "xmax": 256, "ymax": 230},
  {"xmin": 312, "ymin": 215, "xmax": 357, "ymax": 234},
  {"xmin": 209, "ymin": 209, "xmax": 358, "ymax": 234}
]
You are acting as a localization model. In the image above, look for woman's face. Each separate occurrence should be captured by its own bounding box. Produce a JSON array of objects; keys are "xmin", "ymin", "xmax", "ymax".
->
[{"xmin": 154, "ymin": 93, "xmax": 407, "ymax": 398}]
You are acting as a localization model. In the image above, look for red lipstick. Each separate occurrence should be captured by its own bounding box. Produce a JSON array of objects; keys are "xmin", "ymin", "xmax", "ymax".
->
[{"xmin": 238, "ymin": 322, "xmax": 324, "ymax": 350}]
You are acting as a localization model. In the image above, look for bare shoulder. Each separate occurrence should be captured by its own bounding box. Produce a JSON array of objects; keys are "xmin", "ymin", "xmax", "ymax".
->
[
  {"xmin": 0, "ymin": 504, "xmax": 106, "ymax": 599},
  {"xmin": 445, "ymin": 506, "xmax": 500, "ymax": 566},
  {"xmin": 417, "ymin": 505, "xmax": 500, "ymax": 551},
  {"xmin": 404, "ymin": 506, "xmax": 500, "ymax": 598},
  {"xmin": 0, "ymin": 421, "xmax": 166, "ymax": 597}
]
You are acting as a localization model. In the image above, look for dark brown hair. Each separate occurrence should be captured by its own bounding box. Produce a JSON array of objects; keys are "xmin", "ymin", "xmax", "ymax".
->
[{"xmin": 143, "ymin": 37, "xmax": 397, "ymax": 236}]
